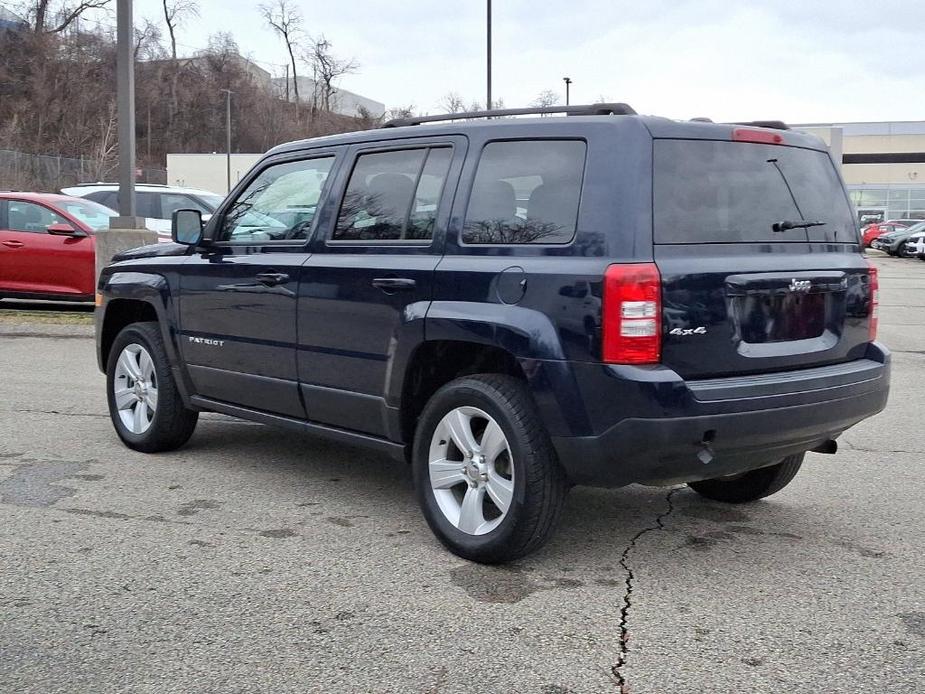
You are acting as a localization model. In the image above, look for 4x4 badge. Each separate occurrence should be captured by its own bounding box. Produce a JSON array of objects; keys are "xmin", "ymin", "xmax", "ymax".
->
[{"xmin": 669, "ymin": 326, "xmax": 707, "ymax": 336}]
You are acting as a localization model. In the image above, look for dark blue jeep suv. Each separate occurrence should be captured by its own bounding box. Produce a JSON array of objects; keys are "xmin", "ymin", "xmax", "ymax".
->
[{"xmin": 96, "ymin": 103, "xmax": 889, "ymax": 562}]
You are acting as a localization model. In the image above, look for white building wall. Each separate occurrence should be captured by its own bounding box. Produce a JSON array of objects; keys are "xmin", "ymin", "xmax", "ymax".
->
[{"xmin": 167, "ymin": 153, "xmax": 263, "ymax": 194}]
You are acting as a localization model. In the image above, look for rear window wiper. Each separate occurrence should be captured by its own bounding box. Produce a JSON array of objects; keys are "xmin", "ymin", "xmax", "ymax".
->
[{"xmin": 772, "ymin": 220, "xmax": 827, "ymax": 232}]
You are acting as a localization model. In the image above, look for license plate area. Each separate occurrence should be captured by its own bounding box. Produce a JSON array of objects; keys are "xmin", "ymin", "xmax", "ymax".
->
[
  {"xmin": 736, "ymin": 292, "xmax": 827, "ymax": 343},
  {"xmin": 726, "ymin": 271, "xmax": 848, "ymax": 347}
]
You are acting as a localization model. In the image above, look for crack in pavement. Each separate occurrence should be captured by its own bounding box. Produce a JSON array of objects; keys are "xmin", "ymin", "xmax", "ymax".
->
[
  {"xmin": 838, "ymin": 438, "xmax": 920, "ymax": 455},
  {"xmin": 3, "ymin": 408, "xmax": 107, "ymax": 418},
  {"xmin": 3, "ymin": 409, "xmax": 259, "ymax": 425},
  {"xmin": 0, "ymin": 331, "xmax": 92, "ymax": 340},
  {"xmin": 612, "ymin": 487, "xmax": 681, "ymax": 693}
]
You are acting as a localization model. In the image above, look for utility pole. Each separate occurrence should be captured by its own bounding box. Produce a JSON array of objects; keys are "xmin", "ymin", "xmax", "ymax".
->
[
  {"xmin": 100, "ymin": 0, "xmax": 156, "ymax": 293},
  {"xmin": 115, "ymin": 0, "xmax": 142, "ymax": 226},
  {"xmin": 563, "ymin": 77, "xmax": 572, "ymax": 106},
  {"xmin": 486, "ymin": 0, "xmax": 492, "ymax": 111},
  {"xmin": 221, "ymin": 89, "xmax": 233, "ymax": 194}
]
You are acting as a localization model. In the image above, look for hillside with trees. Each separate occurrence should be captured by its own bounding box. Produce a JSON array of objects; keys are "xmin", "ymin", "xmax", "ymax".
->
[{"xmin": 0, "ymin": 0, "xmax": 382, "ymax": 189}]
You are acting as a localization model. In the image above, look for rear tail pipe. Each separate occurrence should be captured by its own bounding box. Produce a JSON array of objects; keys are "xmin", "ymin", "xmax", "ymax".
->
[{"xmin": 810, "ymin": 439, "xmax": 838, "ymax": 455}]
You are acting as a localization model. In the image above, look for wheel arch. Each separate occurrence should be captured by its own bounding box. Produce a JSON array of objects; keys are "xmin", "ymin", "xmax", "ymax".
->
[
  {"xmin": 97, "ymin": 270, "xmax": 178, "ymax": 374},
  {"xmin": 397, "ymin": 339, "xmax": 529, "ymax": 446},
  {"xmin": 99, "ymin": 298, "xmax": 159, "ymax": 369}
]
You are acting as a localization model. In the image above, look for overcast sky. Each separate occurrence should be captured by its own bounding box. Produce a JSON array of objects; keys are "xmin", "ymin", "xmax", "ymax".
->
[{"xmin": 102, "ymin": 0, "xmax": 925, "ymax": 122}]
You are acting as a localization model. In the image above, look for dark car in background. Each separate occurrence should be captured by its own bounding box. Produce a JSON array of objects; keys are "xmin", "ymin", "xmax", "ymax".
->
[
  {"xmin": 861, "ymin": 219, "xmax": 918, "ymax": 247},
  {"xmin": 870, "ymin": 220, "xmax": 925, "ymax": 255},
  {"xmin": 94, "ymin": 104, "xmax": 889, "ymax": 562},
  {"xmin": 0, "ymin": 192, "xmax": 115, "ymax": 301}
]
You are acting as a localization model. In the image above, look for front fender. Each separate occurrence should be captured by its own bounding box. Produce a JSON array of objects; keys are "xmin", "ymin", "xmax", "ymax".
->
[{"xmin": 96, "ymin": 271, "xmax": 187, "ymax": 398}]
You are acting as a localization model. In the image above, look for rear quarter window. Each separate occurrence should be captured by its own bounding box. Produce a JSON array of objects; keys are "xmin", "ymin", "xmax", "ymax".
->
[
  {"xmin": 654, "ymin": 139, "xmax": 856, "ymax": 244},
  {"xmin": 462, "ymin": 139, "xmax": 586, "ymax": 244}
]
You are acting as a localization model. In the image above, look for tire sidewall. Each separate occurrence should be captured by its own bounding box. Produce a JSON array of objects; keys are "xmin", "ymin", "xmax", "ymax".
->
[
  {"xmin": 106, "ymin": 324, "xmax": 164, "ymax": 448},
  {"xmin": 412, "ymin": 379, "xmax": 534, "ymax": 560}
]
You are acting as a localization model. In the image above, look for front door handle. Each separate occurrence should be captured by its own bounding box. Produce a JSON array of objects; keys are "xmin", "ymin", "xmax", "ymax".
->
[
  {"xmin": 1, "ymin": 240, "xmax": 24, "ymax": 248},
  {"xmin": 371, "ymin": 277, "xmax": 416, "ymax": 293},
  {"xmin": 255, "ymin": 271, "xmax": 289, "ymax": 286}
]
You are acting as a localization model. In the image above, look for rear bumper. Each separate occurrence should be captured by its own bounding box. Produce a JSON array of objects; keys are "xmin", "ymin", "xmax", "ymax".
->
[{"xmin": 545, "ymin": 343, "xmax": 890, "ymax": 487}]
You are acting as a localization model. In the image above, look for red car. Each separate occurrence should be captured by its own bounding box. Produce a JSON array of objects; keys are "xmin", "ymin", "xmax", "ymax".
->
[
  {"xmin": 0, "ymin": 193, "xmax": 115, "ymax": 302},
  {"xmin": 861, "ymin": 219, "xmax": 917, "ymax": 247}
]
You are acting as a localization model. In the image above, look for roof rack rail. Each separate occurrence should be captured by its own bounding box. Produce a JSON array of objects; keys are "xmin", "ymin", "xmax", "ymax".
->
[
  {"xmin": 733, "ymin": 120, "xmax": 790, "ymax": 131},
  {"xmin": 382, "ymin": 102, "xmax": 637, "ymax": 128}
]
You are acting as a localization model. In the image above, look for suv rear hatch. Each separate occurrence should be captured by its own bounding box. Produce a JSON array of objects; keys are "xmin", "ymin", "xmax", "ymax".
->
[{"xmin": 652, "ymin": 130, "xmax": 874, "ymax": 379}]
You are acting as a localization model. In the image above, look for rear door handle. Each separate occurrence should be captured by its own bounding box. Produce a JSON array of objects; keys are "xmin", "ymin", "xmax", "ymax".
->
[
  {"xmin": 255, "ymin": 271, "xmax": 289, "ymax": 286},
  {"xmin": 1, "ymin": 240, "xmax": 24, "ymax": 248},
  {"xmin": 372, "ymin": 277, "xmax": 416, "ymax": 293}
]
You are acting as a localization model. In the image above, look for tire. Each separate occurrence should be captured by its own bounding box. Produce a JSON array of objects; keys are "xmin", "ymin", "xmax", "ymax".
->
[
  {"xmin": 412, "ymin": 374, "xmax": 568, "ymax": 563},
  {"xmin": 106, "ymin": 321, "xmax": 198, "ymax": 453},
  {"xmin": 688, "ymin": 454, "xmax": 804, "ymax": 503}
]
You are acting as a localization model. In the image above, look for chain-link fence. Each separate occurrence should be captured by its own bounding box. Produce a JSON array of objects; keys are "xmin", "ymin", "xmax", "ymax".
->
[{"xmin": 0, "ymin": 150, "xmax": 166, "ymax": 193}]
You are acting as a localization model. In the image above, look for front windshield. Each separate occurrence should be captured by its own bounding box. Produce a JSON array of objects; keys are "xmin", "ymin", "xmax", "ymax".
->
[{"xmin": 59, "ymin": 198, "xmax": 116, "ymax": 231}]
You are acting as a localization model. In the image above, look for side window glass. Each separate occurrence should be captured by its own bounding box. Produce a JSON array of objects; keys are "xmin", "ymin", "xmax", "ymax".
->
[
  {"xmin": 136, "ymin": 192, "xmax": 159, "ymax": 218},
  {"xmin": 334, "ymin": 149, "xmax": 426, "ymax": 241},
  {"xmin": 86, "ymin": 191, "xmax": 114, "ymax": 207},
  {"xmin": 219, "ymin": 156, "xmax": 335, "ymax": 244},
  {"xmin": 463, "ymin": 140, "xmax": 586, "ymax": 244},
  {"xmin": 406, "ymin": 148, "xmax": 452, "ymax": 240},
  {"xmin": 8, "ymin": 201, "xmax": 65, "ymax": 232},
  {"xmin": 95, "ymin": 192, "xmax": 118, "ymax": 209},
  {"xmin": 162, "ymin": 193, "xmax": 209, "ymax": 217}
]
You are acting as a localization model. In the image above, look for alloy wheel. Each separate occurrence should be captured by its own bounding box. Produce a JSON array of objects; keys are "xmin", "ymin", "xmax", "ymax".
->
[
  {"xmin": 112, "ymin": 343, "xmax": 158, "ymax": 434},
  {"xmin": 428, "ymin": 406, "xmax": 514, "ymax": 535}
]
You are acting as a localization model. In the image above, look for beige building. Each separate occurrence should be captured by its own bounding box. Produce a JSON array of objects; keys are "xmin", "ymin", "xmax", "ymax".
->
[
  {"xmin": 166, "ymin": 153, "xmax": 262, "ymax": 194},
  {"xmin": 797, "ymin": 121, "xmax": 925, "ymax": 224}
]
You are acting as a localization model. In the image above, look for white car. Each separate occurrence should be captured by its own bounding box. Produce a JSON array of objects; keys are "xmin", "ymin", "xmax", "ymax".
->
[{"xmin": 61, "ymin": 183, "xmax": 224, "ymax": 240}]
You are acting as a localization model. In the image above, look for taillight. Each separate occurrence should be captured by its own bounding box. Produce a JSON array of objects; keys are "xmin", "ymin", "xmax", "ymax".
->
[
  {"xmin": 866, "ymin": 260, "xmax": 879, "ymax": 341},
  {"xmin": 602, "ymin": 263, "xmax": 662, "ymax": 364},
  {"xmin": 732, "ymin": 128, "xmax": 784, "ymax": 145}
]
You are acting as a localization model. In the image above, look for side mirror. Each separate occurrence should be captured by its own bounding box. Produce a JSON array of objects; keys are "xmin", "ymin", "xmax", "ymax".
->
[
  {"xmin": 172, "ymin": 209, "xmax": 204, "ymax": 245},
  {"xmin": 47, "ymin": 222, "xmax": 84, "ymax": 237}
]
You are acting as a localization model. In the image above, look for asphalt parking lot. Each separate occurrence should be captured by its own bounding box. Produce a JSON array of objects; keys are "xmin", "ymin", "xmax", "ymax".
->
[{"xmin": 0, "ymin": 254, "xmax": 922, "ymax": 694}]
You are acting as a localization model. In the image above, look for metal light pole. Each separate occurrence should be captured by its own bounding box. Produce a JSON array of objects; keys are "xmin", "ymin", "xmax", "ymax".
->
[
  {"xmin": 221, "ymin": 89, "xmax": 233, "ymax": 194},
  {"xmin": 563, "ymin": 77, "xmax": 572, "ymax": 106},
  {"xmin": 115, "ymin": 0, "xmax": 140, "ymax": 226},
  {"xmin": 486, "ymin": 0, "xmax": 492, "ymax": 111},
  {"xmin": 100, "ymin": 0, "xmax": 155, "ymax": 292}
]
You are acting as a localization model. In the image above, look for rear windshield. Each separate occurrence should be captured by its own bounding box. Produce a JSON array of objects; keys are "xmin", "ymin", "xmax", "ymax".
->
[{"xmin": 654, "ymin": 139, "xmax": 856, "ymax": 244}]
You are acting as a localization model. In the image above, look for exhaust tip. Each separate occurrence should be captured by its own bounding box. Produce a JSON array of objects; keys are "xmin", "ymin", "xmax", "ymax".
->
[{"xmin": 811, "ymin": 440, "xmax": 838, "ymax": 455}]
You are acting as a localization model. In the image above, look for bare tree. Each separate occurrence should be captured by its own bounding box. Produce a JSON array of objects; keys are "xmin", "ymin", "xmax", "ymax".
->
[
  {"xmin": 161, "ymin": 0, "xmax": 198, "ymax": 61},
  {"xmin": 161, "ymin": 1, "xmax": 198, "ymax": 128},
  {"xmin": 306, "ymin": 35, "xmax": 357, "ymax": 112},
  {"xmin": 385, "ymin": 105, "xmax": 416, "ymax": 120},
  {"xmin": 260, "ymin": 0, "xmax": 303, "ymax": 103},
  {"xmin": 89, "ymin": 103, "xmax": 118, "ymax": 180},
  {"xmin": 438, "ymin": 92, "xmax": 465, "ymax": 114},
  {"xmin": 133, "ymin": 17, "xmax": 162, "ymax": 62},
  {"xmin": 532, "ymin": 89, "xmax": 559, "ymax": 108},
  {"xmin": 30, "ymin": 0, "xmax": 111, "ymax": 34}
]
